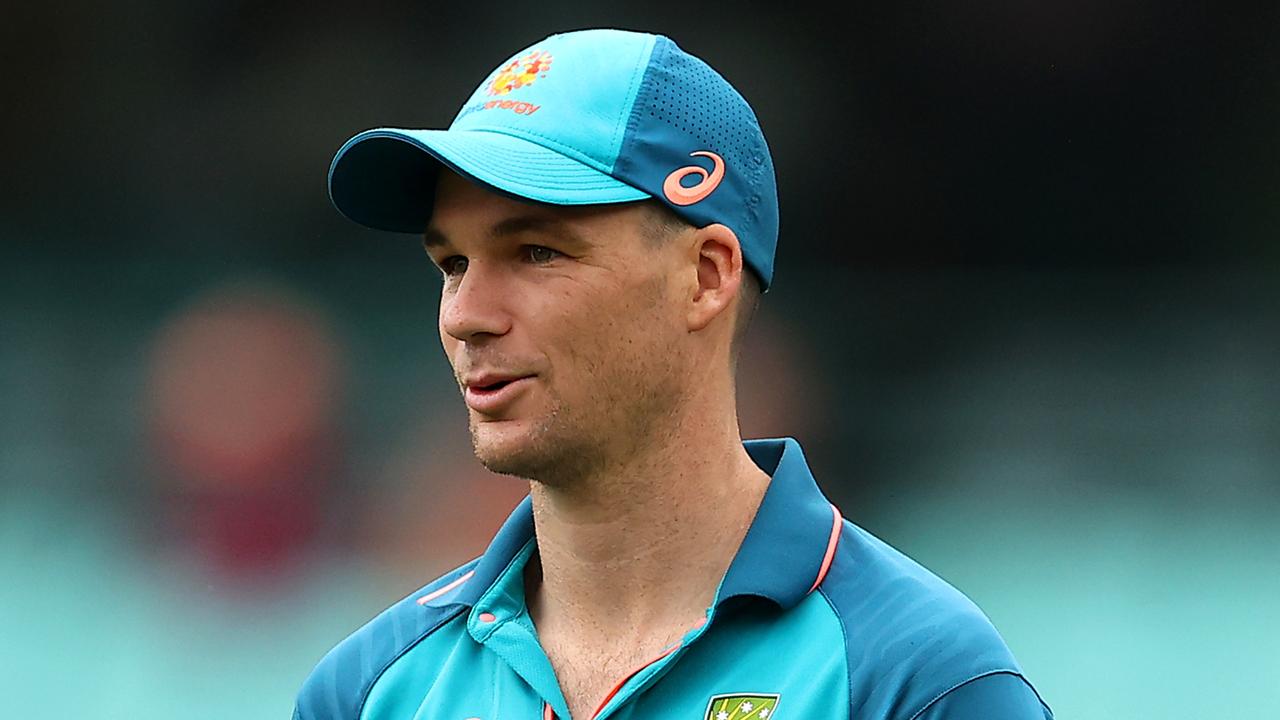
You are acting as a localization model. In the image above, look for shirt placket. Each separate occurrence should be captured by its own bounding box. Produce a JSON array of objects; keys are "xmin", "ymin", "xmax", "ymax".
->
[{"xmin": 548, "ymin": 616, "xmax": 713, "ymax": 720}]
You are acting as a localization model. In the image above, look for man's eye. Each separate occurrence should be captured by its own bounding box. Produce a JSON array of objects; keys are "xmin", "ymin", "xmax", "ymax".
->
[
  {"xmin": 440, "ymin": 256, "xmax": 468, "ymax": 275},
  {"xmin": 526, "ymin": 246, "xmax": 560, "ymax": 264}
]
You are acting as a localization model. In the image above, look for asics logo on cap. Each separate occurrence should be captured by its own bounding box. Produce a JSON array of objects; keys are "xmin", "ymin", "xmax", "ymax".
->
[{"xmin": 663, "ymin": 151, "xmax": 725, "ymax": 206}]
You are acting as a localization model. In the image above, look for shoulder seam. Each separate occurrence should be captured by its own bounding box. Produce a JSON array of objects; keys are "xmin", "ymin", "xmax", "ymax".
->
[
  {"xmin": 352, "ymin": 603, "xmax": 468, "ymax": 719},
  {"xmin": 905, "ymin": 670, "xmax": 1043, "ymax": 720},
  {"xmin": 815, "ymin": 586, "xmax": 853, "ymax": 720}
]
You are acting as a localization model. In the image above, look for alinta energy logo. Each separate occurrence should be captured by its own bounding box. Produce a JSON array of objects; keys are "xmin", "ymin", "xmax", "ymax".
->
[
  {"xmin": 456, "ymin": 50, "xmax": 553, "ymax": 120},
  {"xmin": 487, "ymin": 50, "xmax": 553, "ymax": 96}
]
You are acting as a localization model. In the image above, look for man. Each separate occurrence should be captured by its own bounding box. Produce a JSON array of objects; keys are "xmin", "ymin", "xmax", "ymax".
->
[{"xmin": 296, "ymin": 28, "xmax": 1053, "ymax": 720}]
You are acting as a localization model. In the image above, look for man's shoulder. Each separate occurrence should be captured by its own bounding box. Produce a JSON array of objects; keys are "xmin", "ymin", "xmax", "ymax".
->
[
  {"xmin": 292, "ymin": 559, "xmax": 479, "ymax": 720},
  {"xmin": 817, "ymin": 520, "xmax": 1049, "ymax": 719}
]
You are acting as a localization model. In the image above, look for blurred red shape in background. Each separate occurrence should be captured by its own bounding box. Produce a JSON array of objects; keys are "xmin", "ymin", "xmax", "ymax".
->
[{"xmin": 145, "ymin": 279, "xmax": 345, "ymax": 588}]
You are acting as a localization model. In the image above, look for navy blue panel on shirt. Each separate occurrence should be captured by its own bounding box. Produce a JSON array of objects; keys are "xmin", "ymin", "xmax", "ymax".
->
[
  {"xmin": 913, "ymin": 671, "xmax": 1053, "ymax": 720},
  {"xmin": 817, "ymin": 519, "xmax": 1054, "ymax": 720}
]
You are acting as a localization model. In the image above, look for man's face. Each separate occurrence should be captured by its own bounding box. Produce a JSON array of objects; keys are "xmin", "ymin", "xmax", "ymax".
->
[{"xmin": 424, "ymin": 171, "xmax": 691, "ymax": 483}]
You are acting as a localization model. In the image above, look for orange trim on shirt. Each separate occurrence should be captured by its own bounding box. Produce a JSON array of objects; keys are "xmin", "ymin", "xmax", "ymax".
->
[
  {"xmin": 416, "ymin": 570, "xmax": 475, "ymax": 605},
  {"xmin": 808, "ymin": 504, "xmax": 842, "ymax": 593}
]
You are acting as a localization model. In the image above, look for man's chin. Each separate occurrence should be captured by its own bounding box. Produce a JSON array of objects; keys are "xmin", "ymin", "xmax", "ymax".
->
[
  {"xmin": 468, "ymin": 417, "xmax": 598, "ymax": 484},
  {"xmin": 468, "ymin": 419, "xmax": 548, "ymax": 478}
]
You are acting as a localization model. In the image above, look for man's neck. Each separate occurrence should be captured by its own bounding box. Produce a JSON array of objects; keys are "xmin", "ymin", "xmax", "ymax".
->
[{"xmin": 524, "ymin": 410, "xmax": 771, "ymax": 647}]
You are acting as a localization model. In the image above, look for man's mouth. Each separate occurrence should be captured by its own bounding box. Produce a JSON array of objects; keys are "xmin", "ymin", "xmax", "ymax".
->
[{"xmin": 463, "ymin": 374, "xmax": 535, "ymax": 414}]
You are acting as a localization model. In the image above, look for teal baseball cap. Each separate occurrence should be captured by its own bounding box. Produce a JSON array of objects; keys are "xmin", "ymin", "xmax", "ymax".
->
[{"xmin": 327, "ymin": 28, "xmax": 780, "ymax": 289}]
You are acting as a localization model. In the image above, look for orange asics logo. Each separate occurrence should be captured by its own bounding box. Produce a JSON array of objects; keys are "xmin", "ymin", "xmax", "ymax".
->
[
  {"xmin": 663, "ymin": 151, "xmax": 725, "ymax": 206},
  {"xmin": 488, "ymin": 50, "xmax": 553, "ymax": 96}
]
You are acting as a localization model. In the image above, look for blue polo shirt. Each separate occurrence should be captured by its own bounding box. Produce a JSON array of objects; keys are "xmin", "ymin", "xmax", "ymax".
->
[{"xmin": 294, "ymin": 438, "xmax": 1053, "ymax": 720}]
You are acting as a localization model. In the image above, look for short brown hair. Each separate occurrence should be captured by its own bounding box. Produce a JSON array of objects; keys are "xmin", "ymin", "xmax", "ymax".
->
[{"xmin": 640, "ymin": 201, "xmax": 761, "ymax": 362}]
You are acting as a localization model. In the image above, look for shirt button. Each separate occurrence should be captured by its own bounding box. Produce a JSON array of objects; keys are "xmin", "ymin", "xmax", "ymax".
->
[{"xmin": 478, "ymin": 612, "xmax": 497, "ymax": 623}]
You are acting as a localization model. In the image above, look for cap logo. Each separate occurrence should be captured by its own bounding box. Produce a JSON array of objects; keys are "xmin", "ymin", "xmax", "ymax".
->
[
  {"xmin": 487, "ymin": 50, "xmax": 553, "ymax": 96},
  {"xmin": 663, "ymin": 151, "xmax": 725, "ymax": 206}
]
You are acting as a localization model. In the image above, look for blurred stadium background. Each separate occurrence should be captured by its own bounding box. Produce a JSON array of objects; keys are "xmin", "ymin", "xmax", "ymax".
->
[{"xmin": 2, "ymin": 3, "xmax": 1278, "ymax": 718}]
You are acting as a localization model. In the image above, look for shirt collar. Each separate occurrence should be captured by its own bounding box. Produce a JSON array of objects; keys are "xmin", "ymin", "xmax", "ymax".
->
[
  {"xmin": 451, "ymin": 437, "xmax": 838, "ymax": 611},
  {"xmin": 717, "ymin": 437, "xmax": 841, "ymax": 609}
]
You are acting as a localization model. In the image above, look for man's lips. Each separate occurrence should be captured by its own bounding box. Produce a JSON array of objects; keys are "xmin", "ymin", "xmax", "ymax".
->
[{"xmin": 463, "ymin": 374, "xmax": 536, "ymax": 414}]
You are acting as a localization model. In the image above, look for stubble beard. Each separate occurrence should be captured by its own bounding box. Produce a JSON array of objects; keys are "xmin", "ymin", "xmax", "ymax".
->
[
  {"xmin": 468, "ymin": 398, "xmax": 604, "ymax": 484},
  {"xmin": 468, "ymin": 356, "xmax": 687, "ymax": 489}
]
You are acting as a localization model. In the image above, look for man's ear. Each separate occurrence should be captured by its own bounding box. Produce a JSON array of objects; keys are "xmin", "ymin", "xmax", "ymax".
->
[{"xmin": 687, "ymin": 223, "xmax": 744, "ymax": 333}]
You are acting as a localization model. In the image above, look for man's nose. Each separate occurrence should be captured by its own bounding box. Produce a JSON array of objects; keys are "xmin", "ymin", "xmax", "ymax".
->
[{"xmin": 440, "ymin": 262, "xmax": 513, "ymax": 342}]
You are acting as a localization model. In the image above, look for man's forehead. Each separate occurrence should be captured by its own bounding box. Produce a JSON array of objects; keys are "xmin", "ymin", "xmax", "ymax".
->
[{"xmin": 423, "ymin": 214, "xmax": 591, "ymax": 250}]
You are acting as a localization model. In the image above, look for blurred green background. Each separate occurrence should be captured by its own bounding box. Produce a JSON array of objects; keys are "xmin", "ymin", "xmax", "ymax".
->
[{"xmin": 2, "ymin": 3, "xmax": 1278, "ymax": 719}]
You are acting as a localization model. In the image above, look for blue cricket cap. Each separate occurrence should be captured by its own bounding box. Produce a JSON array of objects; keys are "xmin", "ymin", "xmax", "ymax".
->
[{"xmin": 328, "ymin": 28, "xmax": 780, "ymax": 289}]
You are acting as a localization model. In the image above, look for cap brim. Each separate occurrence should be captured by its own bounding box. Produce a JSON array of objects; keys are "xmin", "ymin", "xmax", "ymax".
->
[{"xmin": 327, "ymin": 128, "xmax": 651, "ymax": 234}]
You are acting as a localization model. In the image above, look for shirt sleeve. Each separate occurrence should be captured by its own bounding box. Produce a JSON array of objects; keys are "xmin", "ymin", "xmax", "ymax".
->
[{"xmin": 911, "ymin": 671, "xmax": 1053, "ymax": 720}]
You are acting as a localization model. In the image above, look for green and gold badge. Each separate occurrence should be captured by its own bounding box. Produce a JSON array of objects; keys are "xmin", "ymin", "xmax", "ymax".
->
[{"xmin": 704, "ymin": 693, "xmax": 780, "ymax": 720}]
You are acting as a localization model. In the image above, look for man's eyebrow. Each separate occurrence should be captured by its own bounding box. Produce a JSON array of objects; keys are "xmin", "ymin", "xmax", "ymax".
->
[
  {"xmin": 490, "ymin": 215, "xmax": 589, "ymax": 247},
  {"xmin": 422, "ymin": 226, "xmax": 450, "ymax": 249},
  {"xmin": 423, "ymin": 215, "xmax": 590, "ymax": 250}
]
